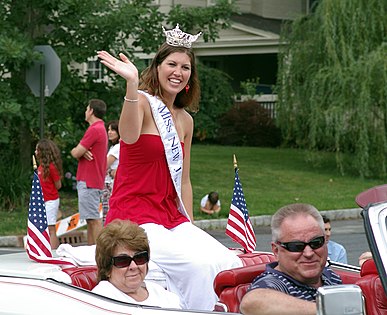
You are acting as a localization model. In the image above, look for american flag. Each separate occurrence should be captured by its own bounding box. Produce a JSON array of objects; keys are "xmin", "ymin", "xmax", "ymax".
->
[
  {"xmin": 26, "ymin": 171, "xmax": 75, "ymax": 265},
  {"xmin": 226, "ymin": 168, "xmax": 256, "ymax": 253}
]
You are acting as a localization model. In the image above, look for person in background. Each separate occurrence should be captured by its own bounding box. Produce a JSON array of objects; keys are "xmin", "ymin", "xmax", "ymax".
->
[
  {"xmin": 359, "ymin": 251, "xmax": 373, "ymax": 267},
  {"xmin": 102, "ymin": 120, "xmax": 120, "ymax": 224},
  {"xmin": 71, "ymin": 99, "xmax": 108, "ymax": 245},
  {"xmin": 35, "ymin": 139, "xmax": 63, "ymax": 249},
  {"xmin": 322, "ymin": 215, "xmax": 348, "ymax": 264},
  {"xmin": 200, "ymin": 191, "xmax": 221, "ymax": 215},
  {"xmin": 92, "ymin": 219, "xmax": 181, "ymax": 308},
  {"xmin": 240, "ymin": 203, "xmax": 342, "ymax": 315},
  {"xmin": 97, "ymin": 24, "xmax": 242, "ymax": 310}
]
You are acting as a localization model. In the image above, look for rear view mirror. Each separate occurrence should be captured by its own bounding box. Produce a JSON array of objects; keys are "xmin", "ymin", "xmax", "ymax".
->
[{"xmin": 316, "ymin": 284, "xmax": 365, "ymax": 315}]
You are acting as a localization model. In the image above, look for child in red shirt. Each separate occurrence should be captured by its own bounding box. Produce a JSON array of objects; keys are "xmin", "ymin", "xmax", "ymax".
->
[{"xmin": 35, "ymin": 139, "xmax": 63, "ymax": 249}]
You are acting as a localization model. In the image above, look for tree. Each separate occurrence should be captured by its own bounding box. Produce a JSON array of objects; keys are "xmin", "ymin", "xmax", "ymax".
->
[
  {"xmin": 276, "ymin": 0, "xmax": 387, "ymax": 178},
  {"xmin": 193, "ymin": 64, "xmax": 235, "ymax": 142},
  {"xmin": 0, "ymin": 0, "xmax": 237, "ymax": 209}
]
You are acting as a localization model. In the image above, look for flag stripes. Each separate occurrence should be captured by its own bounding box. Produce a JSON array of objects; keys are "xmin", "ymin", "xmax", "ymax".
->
[
  {"xmin": 26, "ymin": 171, "xmax": 75, "ymax": 266},
  {"xmin": 226, "ymin": 167, "xmax": 256, "ymax": 253}
]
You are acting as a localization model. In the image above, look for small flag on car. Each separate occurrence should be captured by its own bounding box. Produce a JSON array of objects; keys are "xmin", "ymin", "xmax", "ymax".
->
[
  {"xmin": 25, "ymin": 155, "xmax": 75, "ymax": 266},
  {"xmin": 226, "ymin": 155, "xmax": 256, "ymax": 253}
]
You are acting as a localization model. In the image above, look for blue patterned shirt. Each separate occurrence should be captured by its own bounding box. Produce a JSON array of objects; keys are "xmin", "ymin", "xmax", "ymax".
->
[{"xmin": 248, "ymin": 262, "xmax": 342, "ymax": 301}]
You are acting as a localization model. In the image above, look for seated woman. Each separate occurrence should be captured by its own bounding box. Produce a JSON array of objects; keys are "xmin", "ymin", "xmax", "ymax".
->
[
  {"xmin": 200, "ymin": 191, "xmax": 221, "ymax": 215},
  {"xmin": 92, "ymin": 219, "xmax": 181, "ymax": 308}
]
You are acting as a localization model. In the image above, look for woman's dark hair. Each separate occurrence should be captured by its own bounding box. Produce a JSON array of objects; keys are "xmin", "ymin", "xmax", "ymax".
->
[
  {"xmin": 139, "ymin": 43, "xmax": 200, "ymax": 112},
  {"xmin": 107, "ymin": 120, "xmax": 120, "ymax": 145}
]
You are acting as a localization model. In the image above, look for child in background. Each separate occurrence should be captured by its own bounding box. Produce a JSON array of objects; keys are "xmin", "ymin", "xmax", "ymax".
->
[
  {"xmin": 200, "ymin": 191, "xmax": 221, "ymax": 215},
  {"xmin": 35, "ymin": 139, "xmax": 63, "ymax": 249}
]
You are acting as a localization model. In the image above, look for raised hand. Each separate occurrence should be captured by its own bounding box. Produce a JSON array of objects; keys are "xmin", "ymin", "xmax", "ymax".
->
[{"xmin": 97, "ymin": 50, "xmax": 139, "ymax": 83}]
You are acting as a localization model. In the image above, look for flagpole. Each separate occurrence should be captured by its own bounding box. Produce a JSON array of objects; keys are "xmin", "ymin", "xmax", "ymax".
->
[
  {"xmin": 233, "ymin": 154, "xmax": 238, "ymax": 170},
  {"xmin": 32, "ymin": 155, "xmax": 37, "ymax": 170}
]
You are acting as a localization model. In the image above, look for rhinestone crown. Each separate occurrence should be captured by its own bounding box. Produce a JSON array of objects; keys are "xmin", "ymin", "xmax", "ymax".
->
[{"xmin": 162, "ymin": 24, "xmax": 202, "ymax": 48}]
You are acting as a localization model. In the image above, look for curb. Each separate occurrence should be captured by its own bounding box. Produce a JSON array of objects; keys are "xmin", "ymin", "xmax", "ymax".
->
[
  {"xmin": 0, "ymin": 208, "xmax": 362, "ymax": 248},
  {"xmin": 193, "ymin": 208, "xmax": 362, "ymax": 230}
]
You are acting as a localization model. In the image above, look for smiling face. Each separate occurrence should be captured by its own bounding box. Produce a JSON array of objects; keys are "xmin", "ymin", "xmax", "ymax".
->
[
  {"xmin": 272, "ymin": 214, "xmax": 328, "ymax": 287},
  {"xmin": 157, "ymin": 52, "xmax": 191, "ymax": 100},
  {"xmin": 108, "ymin": 125, "xmax": 119, "ymax": 143},
  {"xmin": 109, "ymin": 246, "xmax": 148, "ymax": 295}
]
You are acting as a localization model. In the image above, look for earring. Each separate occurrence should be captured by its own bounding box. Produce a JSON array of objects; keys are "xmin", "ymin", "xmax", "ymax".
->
[{"xmin": 185, "ymin": 85, "xmax": 190, "ymax": 93}]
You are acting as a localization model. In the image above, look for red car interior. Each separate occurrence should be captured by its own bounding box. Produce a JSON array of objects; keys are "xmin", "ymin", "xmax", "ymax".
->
[
  {"xmin": 356, "ymin": 259, "xmax": 387, "ymax": 315},
  {"xmin": 61, "ymin": 252, "xmax": 386, "ymax": 314},
  {"xmin": 62, "ymin": 265, "xmax": 98, "ymax": 291}
]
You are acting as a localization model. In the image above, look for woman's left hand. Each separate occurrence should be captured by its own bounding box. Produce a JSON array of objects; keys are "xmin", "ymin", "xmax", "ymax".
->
[{"xmin": 97, "ymin": 50, "xmax": 139, "ymax": 83}]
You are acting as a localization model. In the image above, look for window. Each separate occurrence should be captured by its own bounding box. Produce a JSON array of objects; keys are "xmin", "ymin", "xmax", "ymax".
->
[{"xmin": 87, "ymin": 59, "xmax": 103, "ymax": 80}]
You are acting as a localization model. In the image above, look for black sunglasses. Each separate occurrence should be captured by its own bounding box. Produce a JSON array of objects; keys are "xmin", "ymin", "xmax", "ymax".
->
[
  {"xmin": 276, "ymin": 236, "xmax": 325, "ymax": 252},
  {"xmin": 111, "ymin": 251, "xmax": 149, "ymax": 268}
]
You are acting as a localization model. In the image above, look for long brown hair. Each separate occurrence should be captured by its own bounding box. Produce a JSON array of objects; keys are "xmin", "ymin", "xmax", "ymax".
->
[
  {"xmin": 35, "ymin": 139, "xmax": 63, "ymax": 180},
  {"xmin": 139, "ymin": 43, "xmax": 200, "ymax": 113}
]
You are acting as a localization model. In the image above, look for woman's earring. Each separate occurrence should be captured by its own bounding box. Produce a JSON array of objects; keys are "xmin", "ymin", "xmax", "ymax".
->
[{"xmin": 185, "ymin": 85, "xmax": 190, "ymax": 93}]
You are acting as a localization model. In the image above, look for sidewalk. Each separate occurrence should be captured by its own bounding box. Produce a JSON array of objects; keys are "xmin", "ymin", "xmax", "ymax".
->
[{"xmin": 0, "ymin": 208, "xmax": 362, "ymax": 248}]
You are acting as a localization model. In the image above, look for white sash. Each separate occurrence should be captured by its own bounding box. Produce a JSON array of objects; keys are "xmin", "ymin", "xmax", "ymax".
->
[{"xmin": 138, "ymin": 91, "xmax": 190, "ymax": 221}]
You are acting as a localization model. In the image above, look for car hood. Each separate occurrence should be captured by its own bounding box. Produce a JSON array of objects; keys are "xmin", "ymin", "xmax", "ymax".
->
[{"xmin": 0, "ymin": 251, "xmax": 71, "ymax": 283}]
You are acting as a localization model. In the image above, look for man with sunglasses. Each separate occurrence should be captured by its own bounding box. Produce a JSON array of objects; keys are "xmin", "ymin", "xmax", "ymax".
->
[{"xmin": 240, "ymin": 203, "xmax": 342, "ymax": 315}]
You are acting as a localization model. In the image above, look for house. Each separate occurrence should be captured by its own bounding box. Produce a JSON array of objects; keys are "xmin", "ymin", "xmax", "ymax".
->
[
  {"xmin": 86, "ymin": 0, "xmax": 316, "ymax": 95},
  {"xmin": 151, "ymin": 0, "xmax": 317, "ymax": 93}
]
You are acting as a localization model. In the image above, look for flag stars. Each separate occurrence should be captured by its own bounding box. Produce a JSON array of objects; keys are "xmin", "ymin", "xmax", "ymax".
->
[{"xmin": 226, "ymin": 168, "xmax": 256, "ymax": 253}]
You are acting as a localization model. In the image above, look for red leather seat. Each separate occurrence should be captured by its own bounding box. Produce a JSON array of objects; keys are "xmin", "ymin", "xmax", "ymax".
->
[
  {"xmin": 214, "ymin": 263, "xmax": 268, "ymax": 313},
  {"xmin": 238, "ymin": 252, "xmax": 276, "ymax": 266},
  {"xmin": 336, "ymin": 268, "xmax": 361, "ymax": 284},
  {"xmin": 62, "ymin": 265, "xmax": 98, "ymax": 290},
  {"xmin": 214, "ymin": 252, "xmax": 276, "ymax": 312},
  {"xmin": 356, "ymin": 259, "xmax": 387, "ymax": 315}
]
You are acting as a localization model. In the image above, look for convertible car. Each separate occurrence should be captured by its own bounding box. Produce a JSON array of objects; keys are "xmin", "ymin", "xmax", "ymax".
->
[{"xmin": 1, "ymin": 198, "xmax": 386, "ymax": 314}]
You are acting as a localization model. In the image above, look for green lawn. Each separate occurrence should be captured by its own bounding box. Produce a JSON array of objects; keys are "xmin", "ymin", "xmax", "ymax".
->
[
  {"xmin": 191, "ymin": 145, "xmax": 384, "ymax": 220},
  {"xmin": 0, "ymin": 144, "xmax": 383, "ymax": 236}
]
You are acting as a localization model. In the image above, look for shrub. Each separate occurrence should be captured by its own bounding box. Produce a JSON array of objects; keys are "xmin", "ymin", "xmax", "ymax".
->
[
  {"xmin": 193, "ymin": 64, "xmax": 235, "ymax": 143},
  {"xmin": 217, "ymin": 100, "xmax": 282, "ymax": 147},
  {"xmin": 0, "ymin": 158, "xmax": 30, "ymax": 212}
]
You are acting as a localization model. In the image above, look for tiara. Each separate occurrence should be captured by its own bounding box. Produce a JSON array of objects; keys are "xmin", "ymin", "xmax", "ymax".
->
[{"xmin": 162, "ymin": 24, "xmax": 202, "ymax": 49}]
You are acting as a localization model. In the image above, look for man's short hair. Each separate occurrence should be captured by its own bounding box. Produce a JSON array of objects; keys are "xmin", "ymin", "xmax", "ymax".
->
[
  {"xmin": 271, "ymin": 203, "xmax": 324, "ymax": 242},
  {"xmin": 89, "ymin": 99, "xmax": 107, "ymax": 119},
  {"xmin": 322, "ymin": 215, "xmax": 330, "ymax": 224}
]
